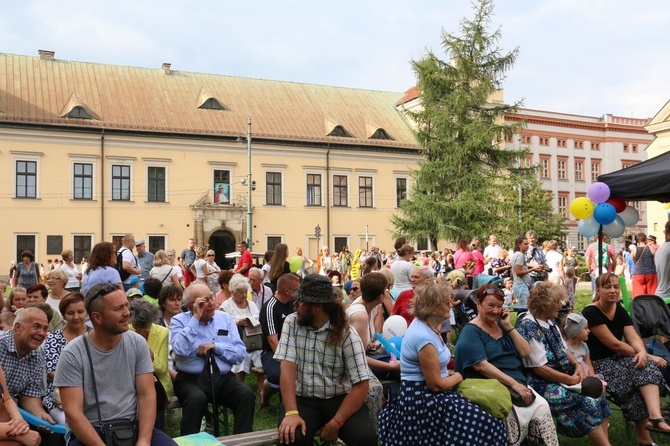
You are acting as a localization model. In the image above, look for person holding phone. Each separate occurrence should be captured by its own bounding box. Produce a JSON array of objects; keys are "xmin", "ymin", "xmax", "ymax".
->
[{"xmin": 456, "ymin": 285, "xmax": 559, "ymax": 446}]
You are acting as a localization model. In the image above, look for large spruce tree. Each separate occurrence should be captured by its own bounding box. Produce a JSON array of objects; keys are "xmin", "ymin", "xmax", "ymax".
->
[{"xmin": 392, "ymin": 0, "xmax": 564, "ymax": 247}]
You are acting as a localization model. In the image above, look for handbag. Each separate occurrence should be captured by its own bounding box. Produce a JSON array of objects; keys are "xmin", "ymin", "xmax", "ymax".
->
[
  {"xmin": 456, "ymin": 378, "xmax": 512, "ymax": 419},
  {"xmin": 239, "ymin": 325, "xmax": 263, "ymax": 351},
  {"xmin": 84, "ymin": 335, "xmax": 138, "ymax": 446}
]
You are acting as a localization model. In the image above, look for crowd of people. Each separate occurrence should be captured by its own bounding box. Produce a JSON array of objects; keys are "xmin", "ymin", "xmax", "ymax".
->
[{"xmin": 0, "ymin": 224, "xmax": 668, "ymax": 445}]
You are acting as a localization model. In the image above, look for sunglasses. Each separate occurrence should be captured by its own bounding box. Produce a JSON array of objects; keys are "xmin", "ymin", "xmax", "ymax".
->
[
  {"xmin": 86, "ymin": 283, "xmax": 120, "ymax": 313},
  {"xmin": 350, "ymin": 286, "xmax": 360, "ymax": 291},
  {"xmin": 207, "ymin": 254, "xmax": 215, "ymax": 257},
  {"xmin": 479, "ymin": 287, "xmax": 504, "ymax": 299}
]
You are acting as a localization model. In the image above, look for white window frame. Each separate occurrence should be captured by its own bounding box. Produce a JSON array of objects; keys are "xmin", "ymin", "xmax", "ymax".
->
[
  {"xmin": 304, "ymin": 169, "xmax": 324, "ymax": 207},
  {"xmin": 356, "ymin": 171, "xmax": 376, "ymax": 208},
  {"xmin": 145, "ymin": 160, "xmax": 170, "ymax": 203},
  {"xmin": 109, "ymin": 159, "xmax": 134, "ymax": 201},
  {"xmin": 266, "ymin": 235, "xmax": 284, "ymax": 251},
  {"xmin": 211, "ymin": 165, "xmax": 235, "ymax": 205},
  {"xmin": 263, "ymin": 166, "xmax": 285, "ymax": 206},
  {"xmin": 147, "ymin": 234, "xmax": 168, "ymax": 253},
  {"xmin": 14, "ymin": 233, "xmax": 38, "ymax": 262},
  {"xmin": 395, "ymin": 174, "xmax": 410, "ymax": 208},
  {"xmin": 70, "ymin": 156, "xmax": 97, "ymax": 200},
  {"xmin": 331, "ymin": 171, "xmax": 350, "ymax": 207},
  {"xmin": 71, "ymin": 234, "xmax": 95, "ymax": 262},
  {"xmin": 12, "ymin": 152, "xmax": 42, "ymax": 199}
]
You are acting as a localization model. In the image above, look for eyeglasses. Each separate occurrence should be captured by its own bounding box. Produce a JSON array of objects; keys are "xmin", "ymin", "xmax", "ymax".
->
[
  {"xmin": 350, "ymin": 287, "xmax": 360, "ymax": 291},
  {"xmin": 207, "ymin": 254, "xmax": 215, "ymax": 257},
  {"xmin": 86, "ymin": 283, "xmax": 120, "ymax": 312}
]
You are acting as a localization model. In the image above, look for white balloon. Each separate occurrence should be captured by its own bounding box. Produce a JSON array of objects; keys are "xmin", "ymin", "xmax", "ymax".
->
[
  {"xmin": 382, "ymin": 315, "xmax": 408, "ymax": 338},
  {"xmin": 603, "ymin": 216, "xmax": 625, "ymax": 238},
  {"xmin": 618, "ymin": 206, "xmax": 639, "ymax": 226}
]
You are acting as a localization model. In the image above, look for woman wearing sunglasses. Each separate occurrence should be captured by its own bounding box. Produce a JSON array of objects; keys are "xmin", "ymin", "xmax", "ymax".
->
[{"xmin": 456, "ymin": 285, "xmax": 559, "ymax": 446}]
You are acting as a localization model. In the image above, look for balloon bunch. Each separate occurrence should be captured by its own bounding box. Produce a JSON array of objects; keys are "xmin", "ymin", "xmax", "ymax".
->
[{"xmin": 569, "ymin": 182, "xmax": 639, "ymax": 238}]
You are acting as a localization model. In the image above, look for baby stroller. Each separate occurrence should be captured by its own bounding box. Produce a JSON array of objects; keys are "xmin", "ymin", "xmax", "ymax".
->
[
  {"xmin": 453, "ymin": 289, "xmax": 478, "ymax": 329},
  {"xmin": 630, "ymin": 294, "xmax": 670, "ymax": 394}
]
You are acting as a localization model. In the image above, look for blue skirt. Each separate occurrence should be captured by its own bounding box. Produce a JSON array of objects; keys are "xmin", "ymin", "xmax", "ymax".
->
[{"xmin": 379, "ymin": 380, "xmax": 508, "ymax": 446}]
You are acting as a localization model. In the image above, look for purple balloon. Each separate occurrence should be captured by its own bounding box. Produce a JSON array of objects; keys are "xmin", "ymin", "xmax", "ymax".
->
[
  {"xmin": 588, "ymin": 182, "xmax": 611, "ymax": 204},
  {"xmin": 593, "ymin": 203, "xmax": 617, "ymax": 225}
]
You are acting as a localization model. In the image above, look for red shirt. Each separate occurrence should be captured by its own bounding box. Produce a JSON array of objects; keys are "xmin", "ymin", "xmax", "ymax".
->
[
  {"xmin": 392, "ymin": 289, "xmax": 415, "ymax": 325},
  {"xmin": 236, "ymin": 250, "xmax": 253, "ymax": 277}
]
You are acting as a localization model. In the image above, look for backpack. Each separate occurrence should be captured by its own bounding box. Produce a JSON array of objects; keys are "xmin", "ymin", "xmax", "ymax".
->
[{"xmin": 116, "ymin": 248, "xmax": 131, "ymax": 281}]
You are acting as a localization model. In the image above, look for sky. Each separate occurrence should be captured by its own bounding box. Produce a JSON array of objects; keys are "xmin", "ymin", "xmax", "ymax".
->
[{"xmin": 2, "ymin": 0, "xmax": 668, "ymax": 119}]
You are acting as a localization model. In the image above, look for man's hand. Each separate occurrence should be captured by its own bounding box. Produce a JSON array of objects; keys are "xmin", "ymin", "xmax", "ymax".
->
[
  {"xmin": 197, "ymin": 343, "xmax": 215, "ymax": 357},
  {"xmin": 191, "ymin": 297, "xmax": 209, "ymax": 321},
  {"xmin": 320, "ymin": 419, "xmax": 341, "ymax": 443},
  {"xmin": 278, "ymin": 414, "xmax": 306, "ymax": 444}
]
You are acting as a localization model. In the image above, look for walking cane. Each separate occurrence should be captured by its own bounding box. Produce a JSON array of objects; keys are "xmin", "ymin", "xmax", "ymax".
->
[{"xmin": 208, "ymin": 349, "xmax": 220, "ymax": 437}]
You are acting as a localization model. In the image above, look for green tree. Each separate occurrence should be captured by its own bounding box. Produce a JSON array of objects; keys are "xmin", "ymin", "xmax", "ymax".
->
[{"xmin": 392, "ymin": 0, "xmax": 565, "ymax": 247}]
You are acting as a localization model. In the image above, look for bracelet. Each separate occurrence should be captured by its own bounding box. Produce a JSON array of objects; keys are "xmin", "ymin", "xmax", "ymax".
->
[
  {"xmin": 505, "ymin": 327, "xmax": 516, "ymax": 335},
  {"xmin": 332, "ymin": 417, "xmax": 345, "ymax": 428},
  {"xmin": 285, "ymin": 410, "xmax": 299, "ymax": 417}
]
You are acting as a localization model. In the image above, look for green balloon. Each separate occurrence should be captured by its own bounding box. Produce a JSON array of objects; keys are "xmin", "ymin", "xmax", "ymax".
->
[{"xmin": 289, "ymin": 256, "xmax": 303, "ymax": 273}]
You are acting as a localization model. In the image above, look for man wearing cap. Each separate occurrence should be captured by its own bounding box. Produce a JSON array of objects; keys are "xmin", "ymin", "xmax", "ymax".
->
[
  {"xmin": 170, "ymin": 283, "xmax": 255, "ymax": 435},
  {"xmin": 136, "ymin": 239, "xmax": 154, "ymax": 280},
  {"xmin": 655, "ymin": 221, "xmax": 670, "ymax": 299},
  {"xmin": 55, "ymin": 283, "xmax": 176, "ymax": 445},
  {"xmin": 275, "ymin": 274, "xmax": 376, "ymax": 446}
]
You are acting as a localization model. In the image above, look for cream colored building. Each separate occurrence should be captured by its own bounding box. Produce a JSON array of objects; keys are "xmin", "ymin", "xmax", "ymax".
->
[
  {"xmin": 644, "ymin": 100, "xmax": 670, "ymax": 240},
  {"xmin": 0, "ymin": 51, "xmax": 421, "ymax": 268}
]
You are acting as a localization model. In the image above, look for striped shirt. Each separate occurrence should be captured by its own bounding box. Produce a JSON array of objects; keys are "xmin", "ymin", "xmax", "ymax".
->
[{"xmin": 275, "ymin": 313, "xmax": 370, "ymax": 399}]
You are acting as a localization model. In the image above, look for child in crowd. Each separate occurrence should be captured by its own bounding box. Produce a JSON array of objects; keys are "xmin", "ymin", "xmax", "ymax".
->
[
  {"xmin": 565, "ymin": 266, "xmax": 577, "ymax": 308},
  {"xmin": 502, "ymin": 277, "xmax": 514, "ymax": 307},
  {"xmin": 0, "ymin": 312, "xmax": 15, "ymax": 331},
  {"xmin": 564, "ymin": 312, "xmax": 605, "ymax": 391}
]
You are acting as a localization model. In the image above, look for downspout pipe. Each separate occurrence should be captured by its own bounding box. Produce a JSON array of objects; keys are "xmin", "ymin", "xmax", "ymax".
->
[
  {"xmin": 101, "ymin": 130, "xmax": 105, "ymax": 240},
  {"xmin": 326, "ymin": 148, "xmax": 330, "ymax": 248}
]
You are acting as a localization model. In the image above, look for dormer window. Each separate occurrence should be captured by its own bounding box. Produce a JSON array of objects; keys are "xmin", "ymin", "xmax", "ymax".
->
[
  {"xmin": 66, "ymin": 106, "xmax": 93, "ymax": 119},
  {"xmin": 327, "ymin": 125, "xmax": 352, "ymax": 138},
  {"xmin": 369, "ymin": 128, "xmax": 393, "ymax": 140},
  {"xmin": 199, "ymin": 98, "xmax": 224, "ymax": 110}
]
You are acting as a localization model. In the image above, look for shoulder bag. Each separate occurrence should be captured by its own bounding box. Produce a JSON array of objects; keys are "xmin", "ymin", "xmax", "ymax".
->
[
  {"xmin": 83, "ymin": 335, "xmax": 138, "ymax": 446},
  {"xmin": 456, "ymin": 378, "xmax": 512, "ymax": 419}
]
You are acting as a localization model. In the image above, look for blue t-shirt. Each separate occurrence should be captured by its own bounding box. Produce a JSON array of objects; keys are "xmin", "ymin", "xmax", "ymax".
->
[
  {"xmin": 455, "ymin": 323, "xmax": 526, "ymax": 383},
  {"xmin": 401, "ymin": 318, "xmax": 451, "ymax": 381},
  {"xmin": 81, "ymin": 267, "xmax": 122, "ymax": 295}
]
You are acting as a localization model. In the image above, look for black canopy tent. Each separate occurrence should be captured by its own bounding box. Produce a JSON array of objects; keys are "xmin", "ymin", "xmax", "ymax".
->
[
  {"xmin": 598, "ymin": 150, "xmax": 670, "ymax": 203},
  {"xmin": 593, "ymin": 150, "xmax": 670, "ymax": 275}
]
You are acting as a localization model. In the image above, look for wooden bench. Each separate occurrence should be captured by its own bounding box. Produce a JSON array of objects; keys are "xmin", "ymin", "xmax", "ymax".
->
[{"xmin": 217, "ymin": 429, "xmax": 278, "ymax": 446}]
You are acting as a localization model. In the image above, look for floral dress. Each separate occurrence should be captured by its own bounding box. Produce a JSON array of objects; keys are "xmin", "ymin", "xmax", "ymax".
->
[{"xmin": 517, "ymin": 316, "xmax": 611, "ymax": 438}]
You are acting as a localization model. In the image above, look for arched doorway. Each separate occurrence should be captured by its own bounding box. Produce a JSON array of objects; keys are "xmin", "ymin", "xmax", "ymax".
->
[{"xmin": 208, "ymin": 230, "xmax": 236, "ymax": 270}]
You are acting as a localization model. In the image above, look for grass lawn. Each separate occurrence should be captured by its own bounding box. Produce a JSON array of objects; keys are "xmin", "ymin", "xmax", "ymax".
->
[{"xmin": 164, "ymin": 289, "xmax": 670, "ymax": 445}]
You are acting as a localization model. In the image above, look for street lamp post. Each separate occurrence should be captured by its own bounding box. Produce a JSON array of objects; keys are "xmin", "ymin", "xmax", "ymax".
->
[
  {"xmin": 245, "ymin": 117, "xmax": 253, "ymax": 248},
  {"xmin": 515, "ymin": 134, "xmax": 522, "ymax": 223}
]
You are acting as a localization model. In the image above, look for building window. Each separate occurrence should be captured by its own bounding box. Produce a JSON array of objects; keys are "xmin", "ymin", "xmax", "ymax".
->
[
  {"xmin": 591, "ymin": 161, "xmax": 601, "ymax": 182},
  {"xmin": 622, "ymin": 161, "xmax": 638, "ymax": 169},
  {"xmin": 540, "ymin": 157, "xmax": 550, "ymax": 179},
  {"xmin": 358, "ymin": 176, "xmax": 373, "ymax": 208},
  {"xmin": 539, "ymin": 137, "xmax": 549, "ymax": 146},
  {"xmin": 267, "ymin": 236, "xmax": 282, "ymax": 250},
  {"xmin": 306, "ymin": 174, "xmax": 322, "ymax": 206},
  {"xmin": 521, "ymin": 135, "xmax": 532, "ymax": 145},
  {"xmin": 266, "ymin": 172, "xmax": 282, "ymax": 205},
  {"xmin": 333, "ymin": 175, "xmax": 348, "ymax": 207},
  {"xmin": 396, "ymin": 178, "xmax": 407, "ymax": 208},
  {"xmin": 66, "ymin": 106, "xmax": 93, "ymax": 119},
  {"xmin": 16, "ymin": 235, "xmax": 36, "ymax": 263},
  {"xmin": 557, "ymin": 138, "xmax": 567, "ymax": 148},
  {"xmin": 111, "ymin": 235, "xmax": 124, "ymax": 249},
  {"xmin": 575, "ymin": 160, "xmax": 584, "ymax": 181},
  {"xmin": 148, "ymin": 236, "xmax": 166, "ymax": 253},
  {"xmin": 73, "ymin": 163, "xmax": 93, "ymax": 200},
  {"xmin": 557, "ymin": 159, "xmax": 567, "ymax": 180},
  {"xmin": 623, "ymin": 143, "xmax": 629, "ymax": 153},
  {"xmin": 73, "ymin": 235, "xmax": 92, "ymax": 263},
  {"xmin": 147, "ymin": 166, "xmax": 166, "ymax": 202},
  {"xmin": 558, "ymin": 195, "xmax": 568, "ymax": 218},
  {"xmin": 417, "ymin": 238, "xmax": 429, "ymax": 251},
  {"xmin": 632, "ymin": 144, "xmax": 638, "ymax": 153},
  {"xmin": 111, "ymin": 165, "xmax": 131, "ymax": 201},
  {"xmin": 592, "ymin": 142, "xmax": 600, "ymax": 151},
  {"xmin": 213, "ymin": 170, "xmax": 231, "ymax": 204},
  {"xmin": 47, "ymin": 235, "xmax": 63, "ymax": 255},
  {"xmin": 523, "ymin": 154, "xmax": 533, "ymax": 168},
  {"xmin": 333, "ymin": 237, "xmax": 348, "ymax": 253},
  {"xmin": 16, "ymin": 160, "xmax": 37, "ymax": 198},
  {"xmin": 575, "ymin": 141, "xmax": 584, "ymax": 149}
]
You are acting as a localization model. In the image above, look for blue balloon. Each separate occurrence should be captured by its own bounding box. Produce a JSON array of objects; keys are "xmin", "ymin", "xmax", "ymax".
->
[
  {"xmin": 578, "ymin": 216, "xmax": 600, "ymax": 238},
  {"xmin": 389, "ymin": 336, "xmax": 403, "ymax": 353},
  {"xmin": 593, "ymin": 203, "xmax": 617, "ymax": 226}
]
